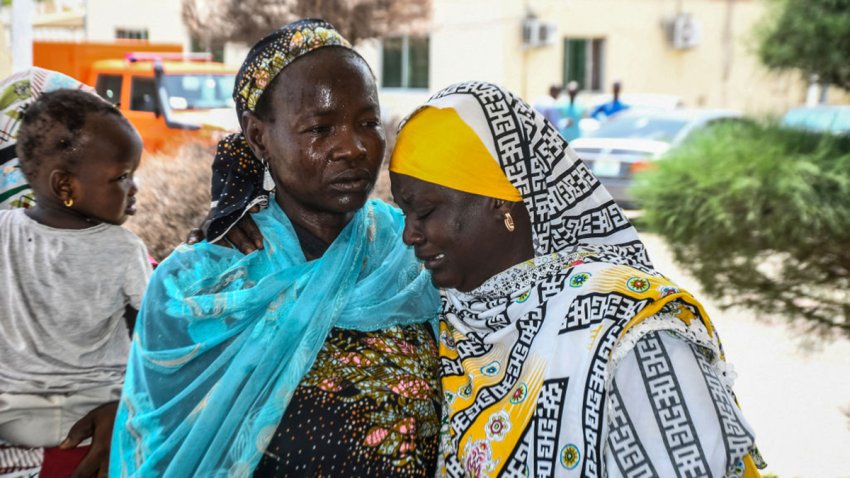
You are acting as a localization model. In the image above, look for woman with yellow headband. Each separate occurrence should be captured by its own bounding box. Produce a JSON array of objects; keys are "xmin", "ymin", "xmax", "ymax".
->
[{"xmin": 389, "ymin": 81, "xmax": 765, "ymax": 478}]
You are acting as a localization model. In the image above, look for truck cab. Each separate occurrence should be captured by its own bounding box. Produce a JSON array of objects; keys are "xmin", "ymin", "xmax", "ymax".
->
[
  {"xmin": 91, "ymin": 54, "xmax": 238, "ymax": 151},
  {"xmin": 33, "ymin": 41, "xmax": 238, "ymax": 152}
]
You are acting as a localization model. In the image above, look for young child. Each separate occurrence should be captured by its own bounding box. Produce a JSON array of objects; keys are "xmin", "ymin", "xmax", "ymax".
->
[{"xmin": 0, "ymin": 89, "xmax": 151, "ymax": 477}]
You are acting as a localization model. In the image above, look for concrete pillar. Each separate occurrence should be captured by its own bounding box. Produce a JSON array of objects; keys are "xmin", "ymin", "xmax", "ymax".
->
[{"xmin": 11, "ymin": 0, "xmax": 34, "ymax": 72}]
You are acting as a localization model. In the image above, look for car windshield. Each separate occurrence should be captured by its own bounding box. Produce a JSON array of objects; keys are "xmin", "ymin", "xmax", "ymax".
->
[
  {"xmin": 586, "ymin": 114, "xmax": 689, "ymax": 143},
  {"xmin": 781, "ymin": 107, "xmax": 850, "ymax": 134},
  {"xmin": 162, "ymin": 74, "xmax": 235, "ymax": 110}
]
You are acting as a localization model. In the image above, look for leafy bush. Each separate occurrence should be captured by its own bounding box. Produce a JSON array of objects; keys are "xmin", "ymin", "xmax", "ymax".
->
[{"xmin": 634, "ymin": 120, "xmax": 850, "ymax": 337}]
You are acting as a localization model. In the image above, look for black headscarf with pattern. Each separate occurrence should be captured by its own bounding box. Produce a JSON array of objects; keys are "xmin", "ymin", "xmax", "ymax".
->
[{"xmin": 204, "ymin": 18, "xmax": 353, "ymax": 242}]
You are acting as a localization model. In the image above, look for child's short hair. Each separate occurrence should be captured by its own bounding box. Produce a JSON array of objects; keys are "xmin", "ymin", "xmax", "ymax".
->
[{"xmin": 15, "ymin": 89, "xmax": 128, "ymax": 182}]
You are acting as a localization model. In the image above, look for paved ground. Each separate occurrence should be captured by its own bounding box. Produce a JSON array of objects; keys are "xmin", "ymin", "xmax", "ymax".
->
[{"xmin": 640, "ymin": 232, "xmax": 850, "ymax": 478}]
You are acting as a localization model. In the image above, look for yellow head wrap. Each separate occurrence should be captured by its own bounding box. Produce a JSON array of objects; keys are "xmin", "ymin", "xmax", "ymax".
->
[{"xmin": 390, "ymin": 106, "xmax": 522, "ymax": 202}]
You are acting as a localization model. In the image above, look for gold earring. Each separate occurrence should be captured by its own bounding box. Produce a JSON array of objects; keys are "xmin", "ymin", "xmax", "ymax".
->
[
  {"xmin": 504, "ymin": 212, "xmax": 515, "ymax": 232},
  {"xmin": 63, "ymin": 198, "xmax": 74, "ymax": 207}
]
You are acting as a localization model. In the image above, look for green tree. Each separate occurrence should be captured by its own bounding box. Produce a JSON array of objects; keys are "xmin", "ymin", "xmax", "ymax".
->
[
  {"xmin": 757, "ymin": 0, "xmax": 850, "ymax": 90},
  {"xmin": 634, "ymin": 121, "xmax": 850, "ymax": 337}
]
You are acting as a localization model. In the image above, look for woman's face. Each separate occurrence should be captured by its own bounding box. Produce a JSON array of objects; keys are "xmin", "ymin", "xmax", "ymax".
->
[
  {"xmin": 391, "ymin": 172, "xmax": 532, "ymax": 292},
  {"xmin": 249, "ymin": 48, "xmax": 385, "ymax": 218}
]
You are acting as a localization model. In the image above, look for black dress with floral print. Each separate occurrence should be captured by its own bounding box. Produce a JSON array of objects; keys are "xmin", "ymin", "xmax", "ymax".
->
[{"xmin": 253, "ymin": 323, "xmax": 440, "ymax": 477}]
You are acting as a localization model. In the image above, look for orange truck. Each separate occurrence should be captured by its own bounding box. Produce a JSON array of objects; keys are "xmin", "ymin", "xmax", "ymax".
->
[{"xmin": 33, "ymin": 40, "xmax": 238, "ymax": 152}]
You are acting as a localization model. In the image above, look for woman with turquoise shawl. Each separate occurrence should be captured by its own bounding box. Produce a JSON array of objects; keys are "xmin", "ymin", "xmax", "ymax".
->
[{"xmin": 111, "ymin": 19, "xmax": 441, "ymax": 477}]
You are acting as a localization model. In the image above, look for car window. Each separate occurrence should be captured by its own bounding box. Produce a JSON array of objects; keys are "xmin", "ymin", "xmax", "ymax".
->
[
  {"xmin": 782, "ymin": 108, "xmax": 828, "ymax": 131},
  {"xmin": 161, "ymin": 74, "xmax": 236, "ymax": 110},
  {"xmin": 586, "ymin": 115, "xmax": 688, "ymax": 143},
  {"xmin": 836, "ymin": 109, "xmax": 850, "ymax": 133},
  {"xmin": 130, "ymin": 77, "xmax": 158, "ymax": 113},
  {"xmin": 782, "ymin": 107, "xmax": 850, "ymax": 134},
  {"xmin": 95, "ymin": 75, "xmax": 122, "ymax": 105}
]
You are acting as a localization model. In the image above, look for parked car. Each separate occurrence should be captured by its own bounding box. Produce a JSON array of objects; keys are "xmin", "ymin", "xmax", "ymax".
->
[
  {"xmin": 581, "ymin": 92, "xmax": 684, "ymax": 113},
  {"xmin": 780, "ymin": 105, "xmax": 850, "ymax": 135},
  {"xmin": 577, "ymin": 93, "xmax": 684, "ymax": 135},
  {"xmin": 569, "ymin": 108, "xmax": 741, "ymax": 209}
]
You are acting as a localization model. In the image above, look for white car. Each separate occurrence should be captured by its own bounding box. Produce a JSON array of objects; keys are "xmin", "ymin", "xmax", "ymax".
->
[{"xmin": 569, "ymin": 108, "xmax": 741, "ymax": 209}]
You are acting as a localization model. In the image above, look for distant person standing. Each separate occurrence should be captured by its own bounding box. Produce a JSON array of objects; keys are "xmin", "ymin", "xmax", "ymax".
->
[
  {"xmin": 533, "ymin": 84, "xmax": 566, "ymax": 129},
  {"xmin": 559, "ymin": 80, "xmax": 585, "ymax": 141},
  {"xmin": 591, "ymin": 80, "xmax": 630, "ymax": 120}
]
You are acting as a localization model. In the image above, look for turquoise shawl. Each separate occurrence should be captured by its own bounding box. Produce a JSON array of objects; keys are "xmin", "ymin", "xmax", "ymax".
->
[{"xmin": 110, "ymin": 199, "xmax": 439, "ymax": 477}]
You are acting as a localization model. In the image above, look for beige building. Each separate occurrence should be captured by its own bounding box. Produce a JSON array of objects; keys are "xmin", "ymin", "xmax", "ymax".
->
[
  {"xmin": 3, "ymin": 0, "xmax": 841, "ymax": 115},
  {"xmin": 365, "ymin": 0, "xmax": 843, "ymax": 121},
  {"xmin": 85, "ymin": 0, "xmax": 187, "ymax": 46},
  {"xmin": 1, "ymin": 0, "xmax": 188, "ymax": 78}
]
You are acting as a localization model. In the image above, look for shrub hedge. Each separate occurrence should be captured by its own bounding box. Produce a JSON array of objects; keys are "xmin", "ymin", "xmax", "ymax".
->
[{"xmin": 633, "ymin": 120, "xmax": 850, "ymax": 337}]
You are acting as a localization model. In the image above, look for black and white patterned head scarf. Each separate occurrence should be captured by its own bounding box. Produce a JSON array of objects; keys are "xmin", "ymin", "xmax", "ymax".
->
[
  {"xmin": 397, "ymin": 81, "xmax": 652, "ymax": 271},
  {"xmin": 204, "ymin": 18, "xmax": 354, "ymax": 242}
]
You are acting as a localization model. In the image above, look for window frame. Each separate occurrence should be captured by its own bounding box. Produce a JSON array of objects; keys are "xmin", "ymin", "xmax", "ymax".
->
[
  {"xmin": 129, "ymin": 76, "xmax": 159, "ymax": 113},
  {"xmin": 381, "ymin": 35, "xmax": 430, "ymax": 90},
  {"xmin": 563, "ymin": 37, "xmax": 606, "ymax": 92},
  {"xmin": 115, "ymin": 28, "xmax": 149, "ymax": 40}
]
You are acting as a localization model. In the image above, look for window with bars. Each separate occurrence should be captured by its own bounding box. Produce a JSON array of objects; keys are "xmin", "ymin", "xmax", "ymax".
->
[{"xmin": 116, "ymin": 28, "xmax": 149, "ymax": 40}]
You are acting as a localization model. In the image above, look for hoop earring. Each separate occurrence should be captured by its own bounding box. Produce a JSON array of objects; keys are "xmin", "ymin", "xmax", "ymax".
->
[
  {"xmin": 504, "ymin": 212, "xmax": 515, "ymax": 232},
  {"xmin": 63, "ymin": 198, "xmax": 74, "ymax": 207}
]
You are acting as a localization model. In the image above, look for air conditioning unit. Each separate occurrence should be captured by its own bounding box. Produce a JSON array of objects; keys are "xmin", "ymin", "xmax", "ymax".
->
[
  {"xmin": 664, "ymin": 13, "xmax": 701, "ymax": 50},
  {"xmin": 523, "ymin": 18, "xmax": 557, "ymax": 48}
]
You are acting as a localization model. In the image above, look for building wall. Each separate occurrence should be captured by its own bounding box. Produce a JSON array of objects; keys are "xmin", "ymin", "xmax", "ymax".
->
[
  {"xmin": 0, "ymin": 19, "xmax": 9, "ymax": 79},
  {"xmin": 368, "ymin": 0, "xmax": 524, "ymax": 124},
  {"xmin": 429, "ymin": 0, "xmax": 515, "ymax": 92},
  {"xmin": 1, "ymin": 0, "xmax": 190, "ymax": 75},
  {"xmin": 372, "ymin": 0, "xmax": 845, "ymax": 116},
  {"xmin": 5, "ymin": 0, "xmax": 840, "ymax": 115},
  {"xmin": 85, "ymin": 0, "xmax": 188, "ymax": 47},
  {"xmin": 520, "ymin": 0, "xmax": 806, "ymax": 113}
]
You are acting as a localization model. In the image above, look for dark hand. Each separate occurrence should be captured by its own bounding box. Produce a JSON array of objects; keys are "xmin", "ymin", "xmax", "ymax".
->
[
  {"xmin": 220, "ymin": 210, "xmax": 264, "ymax": 254},
  {"xmin": 60, "ymin": 401, "xmax": 118, "ymax": 478},
  {"xmin": 185, "ymin": 207, "xmax": 264, "ymax": 254},
  {"xmin": 186, "ymin": 227, "xmax": 205, "ymax": 245},
  {"xmin": 185, "ymin": 208, "xmax": 211, "ymax": 245}
]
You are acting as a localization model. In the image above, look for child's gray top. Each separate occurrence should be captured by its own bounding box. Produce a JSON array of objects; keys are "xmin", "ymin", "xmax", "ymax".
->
[{"xmin": 0, "ymin": 208, "xmax": 152, "ymax": 393}]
